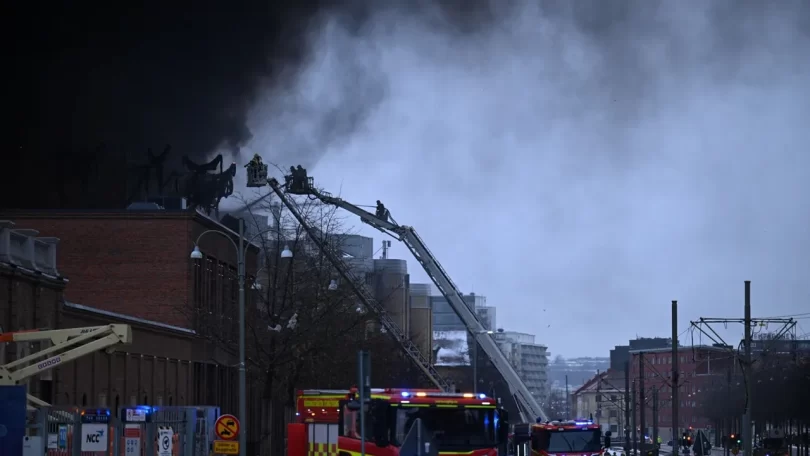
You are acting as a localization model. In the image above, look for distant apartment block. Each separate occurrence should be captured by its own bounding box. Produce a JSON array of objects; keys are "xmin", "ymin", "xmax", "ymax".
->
[{"xmin": 493, "ymin": 330, "xmax": 549, "ymax": 402}]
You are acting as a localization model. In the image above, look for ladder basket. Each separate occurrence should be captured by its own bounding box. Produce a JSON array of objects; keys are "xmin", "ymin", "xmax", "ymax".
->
[{"xmin": 246, "ymin": 162, "xmax": 269, "ymax": 187}]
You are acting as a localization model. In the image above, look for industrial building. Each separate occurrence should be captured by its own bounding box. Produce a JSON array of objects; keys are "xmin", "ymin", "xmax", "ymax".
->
[{"xmin": 431, "ymin": 292, "xmax": 496, "ymax": 331}]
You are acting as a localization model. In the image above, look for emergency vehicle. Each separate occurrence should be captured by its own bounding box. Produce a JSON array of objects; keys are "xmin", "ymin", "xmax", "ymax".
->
[
  {"xmin": 287, "ymin": 388, "xmax": 509, "ymax": 455},
  {"xmin": 511, "ymin": 419, "xmax": 604, "ymax": 456},
  {"xmin": 754, "ymin": 429, "xmax": 790, "ymax": 456}
]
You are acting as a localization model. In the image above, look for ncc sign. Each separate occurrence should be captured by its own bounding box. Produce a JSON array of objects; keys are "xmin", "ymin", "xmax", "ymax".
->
[{"xmin": 81, "ymin": 424, "xmax": 108, "ymax": 452}]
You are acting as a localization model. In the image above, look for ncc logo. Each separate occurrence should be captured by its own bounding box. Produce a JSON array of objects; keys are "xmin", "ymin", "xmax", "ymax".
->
[{"xmin": 86, "ymin": 429, "xmax": 105, "ymax": 443}]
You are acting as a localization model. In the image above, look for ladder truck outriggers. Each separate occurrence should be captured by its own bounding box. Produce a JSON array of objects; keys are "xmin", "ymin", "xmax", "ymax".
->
[
  {"xmin": 245, "ymin": 159, "xmax": 548, "ymax": 425},
  {"xmin": 0, "ymin": 324, "xmax": 133, "ymax": 410}
]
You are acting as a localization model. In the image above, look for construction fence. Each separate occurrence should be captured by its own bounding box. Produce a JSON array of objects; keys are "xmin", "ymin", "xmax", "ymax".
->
[{"xmin": 24, "ymin": 405, "xmax": 220, "ymax": 456}]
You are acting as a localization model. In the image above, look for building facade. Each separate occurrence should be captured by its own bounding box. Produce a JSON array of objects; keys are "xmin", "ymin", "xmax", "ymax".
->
[
  {"xmin": 629, "ymin": 345, "xmax": 735, "ymax": 441},
  {"xmin": 0, "ymin": 219, "xmax": 198, "ymax": 408},
  {"xmin": 572, "ymin": 370, "xmax": 627, "ymax": 436},
  {"xmin": 0, "ymin": 213, "xmax": 269, "ymax": 452},
  {"xmin": 1, "ymin": 210, "xmax": 260, "ymax": 328},
  {"xmin": 493, "ymin": 330, "xmax": 549, "ymax": 402},
  {"xmin": 611, "ymin": 337, "xmax": 672, "ymax": 371},
  {"xmin": 431, "ymin": 292, "xmax": 496, "ymax": 331}
]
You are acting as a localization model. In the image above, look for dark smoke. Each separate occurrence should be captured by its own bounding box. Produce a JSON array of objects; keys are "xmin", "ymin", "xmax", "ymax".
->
[
  {"xmin": 10, "ymin": 2, "xmax": 331, "ymax": 156},
  {"xmin": 7, "ymin": 1, "xmax": 342, "ymax": 208}
]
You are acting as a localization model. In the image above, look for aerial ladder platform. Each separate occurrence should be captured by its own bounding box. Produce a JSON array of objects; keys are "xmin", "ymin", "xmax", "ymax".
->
[
  {"xmin": 0, "ymin": 324, "xmax": 133, "ymax": 410},
  {"xmin": 261, "ymin": 176, "xmax": 452, "ymax": 392},
  {"xmin": 245, "ymin": 160, "xmax": 547, "ymax": 422}
]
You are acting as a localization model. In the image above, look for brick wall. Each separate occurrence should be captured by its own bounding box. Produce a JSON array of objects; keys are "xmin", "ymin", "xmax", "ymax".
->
[
  {"xmin": 2, "ymin": 211, "xmax": 259, "ymax": 330},
  {"xmin": 7, "ymin": 213, "xmax": 191, "ymax": 327}
]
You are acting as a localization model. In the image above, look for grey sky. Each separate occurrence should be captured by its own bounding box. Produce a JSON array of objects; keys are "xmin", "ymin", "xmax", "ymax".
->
[{"xmin": 228, "ymin": 0, "xmax": 810, "ymax": 357}]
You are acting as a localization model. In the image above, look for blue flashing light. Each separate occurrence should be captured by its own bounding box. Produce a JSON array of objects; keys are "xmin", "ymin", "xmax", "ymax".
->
[
  {"xmin": 401, "ymin": 392, "xmax": 410, "ymax": 398},
  {"xmin": 478, "ymin": 393, "xmax": 487, "ymax": 399},
  {"xmin": 574, "ymin": 420, "xmax": 593, "ymax": 425}
]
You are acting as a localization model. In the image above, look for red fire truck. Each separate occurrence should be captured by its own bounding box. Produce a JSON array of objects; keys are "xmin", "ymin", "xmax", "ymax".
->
[
  {"xmin": 512, "ymin": 419, "xmax": 604, "ymax": 456},
  {"xmin": 287, "ymin": 388, "xmax": 509, "ymax": 455}
]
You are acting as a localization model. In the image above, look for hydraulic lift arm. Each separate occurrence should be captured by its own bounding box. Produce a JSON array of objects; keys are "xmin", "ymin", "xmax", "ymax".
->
[
  {"xmin": 0, "ymin": 324, "xmax": 133, "ymax": 408},
  {"xmin": 271, "ymin": 173, "xmax": 547, "ymax": 423},
  {"xmin": 265, "ymin": 178, "xmax": 452, "ymax": 392}
]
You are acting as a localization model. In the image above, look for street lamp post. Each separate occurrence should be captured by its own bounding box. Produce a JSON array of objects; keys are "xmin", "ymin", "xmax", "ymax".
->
[{"xmin": 190, "ymin": 219, "xmax": 293, "ymax": 456}]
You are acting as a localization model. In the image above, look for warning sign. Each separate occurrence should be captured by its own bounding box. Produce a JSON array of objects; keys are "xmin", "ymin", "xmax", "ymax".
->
[
  {"xmin": 732, "ymin": 448, "xmax": 739, "ymax": 455},
  {"xmin": 158, "ymin": 428, "xmax": 173, "ymax": 456},
  {"xmin": 214, "ymin": 414, "xmax": 240, "ymax": 441},
  {"xmin": 213, "ymin": 440, "xmax": 240, "ymax": 455}
]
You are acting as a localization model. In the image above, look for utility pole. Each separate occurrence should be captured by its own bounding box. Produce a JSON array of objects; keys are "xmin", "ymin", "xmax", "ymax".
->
[
  {"xmin": 565, "ymin": 375, "xmax": 570, "ymax": 418},
  {"xmin": 726, "ymin": 366, "xmax": 731, "ymax": 456},
  {"xmin": 742, "ymin": 280, "xmax": 752, "ymax": 456},
  {"xmin": 624, "ymin": 361, "xmax": 631, "ymax": 455},
  {"xmin": 639, "ymin": 352, "xmax": 646, "ymax": 441},
  {"xmin": 687, "ymin": 282, "xmax": 797, "ymax": 456},
  {"xmin": 672, "ymin": 300, "xmax": 680, "ymax": 456},
  {"xmin": 596, "ymin": 373, "xmax": 602, "ymax": 427},
  {"xmin": 652, "ymin": 387, "xmax": 659, "ymax": 451},
  {"xmin": 632, "ymin": 380, "xmax": 638, "ymax": 456},
  {"xmin": 358, "ymin": 350, "xmax": 371, "ymax": 456}
]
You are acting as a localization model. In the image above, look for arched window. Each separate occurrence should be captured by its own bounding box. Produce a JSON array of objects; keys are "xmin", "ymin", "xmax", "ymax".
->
[
  {"xmin": 143, "ymin": 395, "xmax": 148, "ymax": 405},
  {"xmin": 81, "ymin": 393, "xmax": 87, "ymax": 406},
  {"xmin": 168, "ymin": 395, "xmax": 173, "ymax": 406},
  {"xmin": 115, "ymin": 395, "xmax": 120, "ymax": 415}
]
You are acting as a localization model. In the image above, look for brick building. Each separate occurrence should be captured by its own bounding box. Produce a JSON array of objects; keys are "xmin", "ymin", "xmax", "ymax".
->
[
  {"xmin": 2, "ymin": 210, "xmax": 259, "ymax": 328},
  {"xmin": 1, "ymin": 212, "xmax": 264, "ymax": 447},
  {"xmin": 1, "ymin": 219, "xmax": 195, "ymax": 408},
  {"xmin": 629, "ymin": 345, "xmax": 734, "ymax": 441}
]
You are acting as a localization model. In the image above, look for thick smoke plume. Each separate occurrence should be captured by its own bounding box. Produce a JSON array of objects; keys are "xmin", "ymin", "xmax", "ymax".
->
[
  {"xmin": 8, "ymin": 1, "xmax": 337, "ymax": 208},
  {"xmin": 240, "ymin": 0, "xmax": 810, "ymax": 354}
]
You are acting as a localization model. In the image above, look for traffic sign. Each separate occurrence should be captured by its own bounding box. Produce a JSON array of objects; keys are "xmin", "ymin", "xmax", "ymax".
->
[
  {"xmin": 732, "ymin": 448, "xmax": 739, "ymax": 455},
  {"xmin": 214, "ymin": 414, "xmax": 241, "ymax": 441},
  {"xmin": 213, "ymin": 440, "xmax": 240, "ymax": 455}
]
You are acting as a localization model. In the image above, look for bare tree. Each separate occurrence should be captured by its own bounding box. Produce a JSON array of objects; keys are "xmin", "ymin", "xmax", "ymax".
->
[
  {"xmin": 233, "ymin": 189, "xmax": 430, "ymax": 454},
  {"xmin": 545, "ymin": 389, "xmax": 570, "ymax": 420},
  {"xmin": 701, "ymin": 346, "xmax": 810, "ymax": 445}
]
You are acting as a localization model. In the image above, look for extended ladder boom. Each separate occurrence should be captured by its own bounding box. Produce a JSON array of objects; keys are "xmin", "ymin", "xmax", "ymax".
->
[
  {"xmin": 0, "ymin": 324, "xmax": 133, "ymax": 408},
  {"xmin": 276, "ymin": 174, "xmax": 547, "ymax": 423},
  {"xmin": 266, "ymin": 178, "xmax": 452, "ymax": 392}
]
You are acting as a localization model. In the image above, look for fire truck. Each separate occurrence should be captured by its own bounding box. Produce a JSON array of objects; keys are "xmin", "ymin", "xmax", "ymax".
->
[
  {"xmin": 511, "ymin": 419, "xmax": 604, "ymax": 456},
  {"xmin": 287, "ymin": 388, "xmax": 509, "ymax": 455}
]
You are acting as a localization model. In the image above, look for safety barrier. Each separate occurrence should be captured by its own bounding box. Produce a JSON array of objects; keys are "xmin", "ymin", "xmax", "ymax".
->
[{"xmin": 24, "ymin": 405, "xmax": 220, "ymax": 456}]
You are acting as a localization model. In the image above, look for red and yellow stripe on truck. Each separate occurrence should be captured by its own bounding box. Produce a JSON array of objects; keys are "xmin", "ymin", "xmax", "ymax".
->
[{"xmin": 288, "ymin": 388, "xmax": 501, "ymax": 456}]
